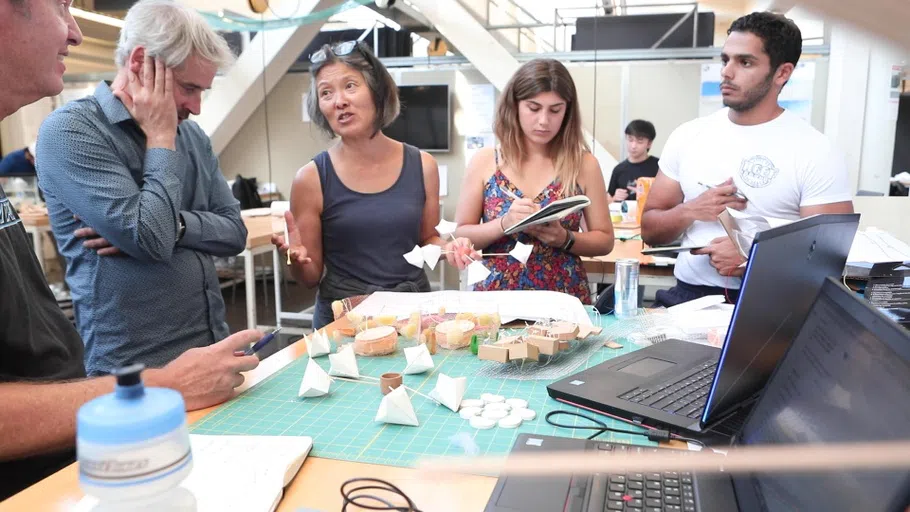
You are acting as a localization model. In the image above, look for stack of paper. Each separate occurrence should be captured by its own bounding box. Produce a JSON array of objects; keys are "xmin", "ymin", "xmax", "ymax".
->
[{"xmin": 847, "ymin": 228, "xmax": 910, "ymax": 264}]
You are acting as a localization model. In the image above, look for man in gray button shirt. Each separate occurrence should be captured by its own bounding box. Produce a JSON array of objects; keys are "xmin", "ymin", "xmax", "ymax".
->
[{"xmin": 37, "ymin": 0, "xmax": 247, "ymax": 375}]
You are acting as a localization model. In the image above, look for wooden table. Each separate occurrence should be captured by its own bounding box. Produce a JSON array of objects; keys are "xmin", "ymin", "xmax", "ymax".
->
[
  {"xmin": 0, "ymin": 318, "xmax": 497, "ymax": 512},
  {"xmin": 582, "ymin": 228, "xmax": 676, "ymax": 288}
]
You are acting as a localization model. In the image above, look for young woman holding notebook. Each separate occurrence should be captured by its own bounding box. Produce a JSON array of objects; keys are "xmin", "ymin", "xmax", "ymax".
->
[
  {"xmin": 451, "ymin": 59, "xmax": 614, "ymax": 304},
  {"xmin": 271, "ymin": 41, "xmax": 474, "ymax": 328}
]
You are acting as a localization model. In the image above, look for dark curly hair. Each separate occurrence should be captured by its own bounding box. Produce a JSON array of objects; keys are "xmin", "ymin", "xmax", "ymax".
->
[{"xmin": 728, "ymin": 12, "xmax": 802, "ymax": 72}]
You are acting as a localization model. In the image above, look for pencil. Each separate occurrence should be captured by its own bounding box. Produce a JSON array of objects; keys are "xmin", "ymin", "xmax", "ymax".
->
[{"xmin": 698, "ymin": 181, "xmax": 748, "ymax": 201}]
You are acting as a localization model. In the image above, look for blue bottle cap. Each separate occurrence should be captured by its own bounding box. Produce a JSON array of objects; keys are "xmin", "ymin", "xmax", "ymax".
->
[{"xmin": 78, "ymin": 364, "xmax": 186, "ymax": 445}]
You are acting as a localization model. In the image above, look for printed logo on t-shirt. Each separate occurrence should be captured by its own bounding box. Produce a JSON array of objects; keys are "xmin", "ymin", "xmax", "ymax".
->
[
  {"xmin": 739, "ymin": 155, "xmax": 779, "ymax": 188},
  {"xmin": 0, "ymin": 198, "xmax": 22, "ymax": 231}
]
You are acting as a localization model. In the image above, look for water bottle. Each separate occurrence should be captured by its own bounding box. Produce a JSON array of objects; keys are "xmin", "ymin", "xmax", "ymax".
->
[
  {"xmin": 614, "ymin": 259, "xmax": 640, "ymax": 319},
  {"xmin": 77, "ymin": 364, "xmax": 195, "ymax": 511}
]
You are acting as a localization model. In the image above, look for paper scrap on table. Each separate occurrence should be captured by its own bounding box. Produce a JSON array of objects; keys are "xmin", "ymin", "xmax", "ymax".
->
[
  {"xmin": 375, "ymin": 385, "xmax": 419, "ymax": 426},
  {"xmin": 428, "ymin": 373, "xmax": 466, "ymax": 413},
  {"xmin": 298, "ymin": 358, "xmax": 332, "ymax": 398},
  {"xmin": 668, "ymin": 295, "xmax": 725, "ymax": 314},
  {"xmin": 403, "ymin": 245, "xmax": 424, "ymax": 268},
  {"xmin": 509, "ymin": 241, "xmax": 533, "ymax": 264},
  {"xmin": 421, "ymin": 244, "xmax": 443, "ymax": 271},
  {"xmin": 328, "ymin": 344, "xmax": 359, "ymax": 379},
  {"xmin": 402, "ymin": 344, "xmax": 434, "ymax": 374},
  {"xmin": 466, "ymin": 260, "xmax": 491, "ymax": 286},
  {"xmin": 435, "ymin": 219, "xmax": 458, "ymax": 238}
]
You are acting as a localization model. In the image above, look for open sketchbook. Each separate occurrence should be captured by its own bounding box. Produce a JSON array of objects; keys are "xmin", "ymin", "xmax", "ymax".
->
[
  {"xmin": 76, "ymin": 435, "xmax": 313, "ymax": 512},
  {"xmin": 717, "ymin": 208, "xmax": 793, "ymax": 260},
  {"xmin": 503, "ymin": 195, "xmax": 590, "ymax": 235}
]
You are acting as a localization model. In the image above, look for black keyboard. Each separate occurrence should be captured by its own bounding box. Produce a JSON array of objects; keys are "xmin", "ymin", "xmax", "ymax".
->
[
  {"xmin": 565, "ymin": 443, "xmax": 698, "ymax": 512},
  {"xmin": 618, "ymin": 361, "xmax": 718, "ymax": 419}
]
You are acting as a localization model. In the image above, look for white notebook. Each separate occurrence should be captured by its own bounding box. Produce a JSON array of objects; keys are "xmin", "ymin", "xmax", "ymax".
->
[
  {"xmin": 503, "ymin": 195, "xmax": 591, "ymax": 235},
  {"xmin": 76, "ymin": 434, "xmax": 313, "ymax": 512}
]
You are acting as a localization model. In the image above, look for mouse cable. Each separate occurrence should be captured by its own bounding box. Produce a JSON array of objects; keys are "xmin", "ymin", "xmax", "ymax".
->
[
  {"xmin": 341, "ymin": 477, "xmax": 423, "ymax": 512},
  {"xmin": 545, "ymin": 410, "xmax": 707, "ymax": 449}
]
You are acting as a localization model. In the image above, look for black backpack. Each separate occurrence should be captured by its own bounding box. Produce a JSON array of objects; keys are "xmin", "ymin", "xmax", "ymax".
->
[{"xmin": 231, "ymin": 175, "xmax": 264, "ymax": 209}]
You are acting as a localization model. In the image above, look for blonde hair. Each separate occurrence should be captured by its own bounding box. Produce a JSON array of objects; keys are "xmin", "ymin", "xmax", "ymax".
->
[{"xmin": 494, "ymin": 59, "xmax": 589, "ymax": 196}]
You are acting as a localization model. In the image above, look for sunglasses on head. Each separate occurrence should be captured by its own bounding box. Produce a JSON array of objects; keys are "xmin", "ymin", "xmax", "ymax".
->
[{"xmin": 310, "ymin": 40, "xmax": 359, "ymax": 64}]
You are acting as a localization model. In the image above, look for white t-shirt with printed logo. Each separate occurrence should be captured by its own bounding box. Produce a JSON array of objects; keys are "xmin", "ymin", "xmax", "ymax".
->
[{"xmin": 658, "ymin": 107, "xmax": 852, "ymax": 289}]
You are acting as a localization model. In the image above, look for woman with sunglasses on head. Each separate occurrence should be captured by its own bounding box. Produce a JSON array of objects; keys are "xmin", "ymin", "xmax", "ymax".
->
[
  {"xmin": 272, "ymin": 41, "xmax": 475, "ymax": 329},
  {"xmin": 450, "ymin": 59, "xmax": 614, "ymax": 304}
]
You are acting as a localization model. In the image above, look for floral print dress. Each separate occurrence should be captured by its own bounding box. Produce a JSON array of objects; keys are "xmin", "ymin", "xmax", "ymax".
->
[{"xmin": 474, "ymin": 166, "xmax": 592, "ymax": 305}]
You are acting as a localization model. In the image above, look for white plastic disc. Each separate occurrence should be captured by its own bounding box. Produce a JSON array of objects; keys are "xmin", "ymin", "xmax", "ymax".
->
[
  {"xmin": 505, "ymin": 398, "xmax": 528, "ymax": 409},
  {"xmin": 484, "ymin": 402, "xmax": 511, "ymax": 412},
  {"xmin": 498, "ymin": 415, "xmax": 523, "ymax": 429},
  {"xmin": 513, "ymin": 408, "xmax": 536, "ymax": 421},
  {"xmin": 481, "ymin": 408, "xmax": 509, "ymax": 420},
  {"xmin": 461, "ymin": 399, "xmax": 485, "ymax": 409},
  {"xmin": 470, "ymin": 416, "xmax": 496, "ymax": 430},
  {"xmin": 459, "ymin": 406, "xmax": 483, "ymax": 419},
  {"xmin": 481, "ymin": 393, "xmax": 505, "ymax": 404}
]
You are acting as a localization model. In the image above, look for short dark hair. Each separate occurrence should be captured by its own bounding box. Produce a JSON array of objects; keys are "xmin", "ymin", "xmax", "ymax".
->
[
  {"xmin": 728, "ymin": 11, "xmax": 802, "ymax": 72},
  {"xmin": 625, "ymin": 120, "xmax": 656, "ymax": 141},
  {"xmin": 306, "ymin": 41, "xmax": 399, "ymax": 138}
]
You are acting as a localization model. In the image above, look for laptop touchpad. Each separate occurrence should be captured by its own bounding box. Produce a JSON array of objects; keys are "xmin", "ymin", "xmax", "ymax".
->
[{"xmin": 617, "ymin": 357, "xmax": 675, "ymax": 377}]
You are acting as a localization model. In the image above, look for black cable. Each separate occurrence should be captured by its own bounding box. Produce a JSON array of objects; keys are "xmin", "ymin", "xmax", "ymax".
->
[
  {"xmin": 341, "ymin": 478, "xmax": 422, "ymax": 512},
  {"xmin": 545, "ymin": 410, "xmax": 707, "ymax": 448}
]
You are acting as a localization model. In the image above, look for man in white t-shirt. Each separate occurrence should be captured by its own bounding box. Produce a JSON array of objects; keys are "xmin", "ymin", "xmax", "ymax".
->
[{"xmin": 642, "ymin": 11, "xmax": 854, "ymax": 308}]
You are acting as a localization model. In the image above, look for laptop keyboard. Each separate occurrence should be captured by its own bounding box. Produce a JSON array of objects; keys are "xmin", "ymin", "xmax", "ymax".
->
[
  {"xmin": 618, "ymin": 361, "xmax": 718, "ymax": 419},
  {"xmin": 565, "ymin": 443, "xmax": 698, "ymax": 512}
]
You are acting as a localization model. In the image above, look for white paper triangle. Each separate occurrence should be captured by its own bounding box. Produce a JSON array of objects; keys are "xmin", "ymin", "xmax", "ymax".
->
[
  {"xmin": 402, "ymin": 344, "xmax": 434, "ymax": 375},
  {"xmin": 307, "ymin": 329, "xmax": 331, "ymax": 358},
  {"xmin": 328, "ymin": 344, "xmax": 360, "ymax": 378},
  {"xmin": 509, "ymin": 241, "xmax": 533, "ymax": 265},
  {"xmin": 466, "ymin": 260, "xmax": 492, "ymax": 286},
  {"xmin": 435, "ymin": 219, "xmax": 458, "ymax": 237},
  {"xmin": 298, "ymin": 358, "xmax": 332, "ymax": 398},
  {"xmin": 375, "ymin": 385, "xmax": 419, "ymax": 426},
  {"xmin": 421, "ymin": 244, "xmax": 443, "ymax": 271},
  {"xmin": 403, "ymin": 245, "xmax": 424, "ymax": 269},
  {"xmin": 428, "ymin": 373, "xmax": 466, "ymax": 413}
]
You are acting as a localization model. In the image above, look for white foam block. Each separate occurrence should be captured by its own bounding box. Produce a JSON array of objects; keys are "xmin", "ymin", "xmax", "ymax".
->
[
  {"xmin": 298, "ymin": 358, "xmax": 332, "ymax": 398},
  {"xmin": 402, "ymin": 344, "xmax": 434, "ymax": 375},
  {"xmin": 421, "ymin": 244, "xmax": 443, "ymax": 271},
  {"xmin": 509, "ymin": 241, "xmax": 533, "ymax": 265},
  {"xmin": 466, "ymin": 260, "xmax": 492, "ymax": 286},
  {"xmin": 375, "ymin": 385, "xmax": 419, "ymax": 427},
  {"xmin": 328, "ymin": 344, "xmax": 359, "ymax": 379},
  {"xmin": 307, "ymin": 329, "xmax": 331, "ymax": 358},
  {"xmin": 403, "ymin": 245, "xmax": 424, "ymax": 269},
  {"xmin": 428, "ymin": 373, "xmax": 466, "ymax": 413}
]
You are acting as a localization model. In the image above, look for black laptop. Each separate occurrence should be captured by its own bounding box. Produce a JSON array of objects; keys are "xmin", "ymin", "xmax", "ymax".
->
[
  {"xmin": 487, "ymin": 278, "xmax": 910, "ymax": 512},
  {"xmin": 548, "ymin": 214, "xmax": 859, "ymax": 438}
]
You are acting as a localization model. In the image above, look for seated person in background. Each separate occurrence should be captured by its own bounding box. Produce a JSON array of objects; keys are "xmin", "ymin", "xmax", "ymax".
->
[
  {"xmin": 0, "ymin": 0, "xmax": 259, "ymax": 500},
  {"xmin": 0, "ymin": 142, "xmax": 36, "ymax": 175},
  {"xmin": 272, "ymin": 41, "xmax": 474, "ymax": 329},
  {"xmin": 608, "ymin": 120, "xmax": 659, "ymax": 202},
  {"xmin": 642, "ymin": 12, "xmax": 853, "ymax": 308},
  {"xmin": 452, "ymin": 59, "xmax": 615, "ymax": 305},
  {"xmin": 37, "ymin": 0, "xmax": 248, "ymax": 375}
]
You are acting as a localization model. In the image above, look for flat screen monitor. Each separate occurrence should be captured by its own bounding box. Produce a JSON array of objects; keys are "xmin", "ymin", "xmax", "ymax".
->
[{"xmin": 384, "ymin": 84, "xmax": 450, "ymax": 152}]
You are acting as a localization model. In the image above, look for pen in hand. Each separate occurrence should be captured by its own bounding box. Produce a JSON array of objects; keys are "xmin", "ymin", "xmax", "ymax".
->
[
  {"xmin": 242, "ymin": 327, "xmax": 282, "ymax": 356},
  {"xmin": 698, "ymin": 181, "xmax": 748, "ymax": 201}
]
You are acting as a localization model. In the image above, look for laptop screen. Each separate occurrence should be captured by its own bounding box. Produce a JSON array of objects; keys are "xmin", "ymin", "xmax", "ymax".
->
[{"xmin": 732, "ymin": 278, "xmax": 910, "ymax": 511}]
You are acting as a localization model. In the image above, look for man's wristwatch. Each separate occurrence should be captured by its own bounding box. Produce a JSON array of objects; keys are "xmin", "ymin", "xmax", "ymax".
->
[
  {"xmin": 177, "ymin": 214, "xmax": 186, "ymax": 241},
  {"xmin": 561, "ymin": 229, "xmax": 575, "ymax": 252}
]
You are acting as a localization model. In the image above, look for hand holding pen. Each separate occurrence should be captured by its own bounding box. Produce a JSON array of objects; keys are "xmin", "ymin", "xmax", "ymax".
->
[{"xmin": 685, "ymin": 178, "xmax": 747, "ymax": 222}]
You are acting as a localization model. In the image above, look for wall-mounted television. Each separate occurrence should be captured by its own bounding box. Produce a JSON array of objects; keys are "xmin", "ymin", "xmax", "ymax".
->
[{"xmin": 384, "ymin": 84, "xmax": 451, "ymax": 152}]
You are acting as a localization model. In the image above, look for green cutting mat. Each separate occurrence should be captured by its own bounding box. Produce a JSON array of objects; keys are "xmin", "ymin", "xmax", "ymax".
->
[{"xmin": 190, "ymin": 312, "xmax": 656, "ymax": 469}]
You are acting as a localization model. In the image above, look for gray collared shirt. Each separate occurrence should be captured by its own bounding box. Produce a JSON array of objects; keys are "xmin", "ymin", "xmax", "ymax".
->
[{"xmin": 37, "ymin": 81, "xmax": 247, "ymax": 376}]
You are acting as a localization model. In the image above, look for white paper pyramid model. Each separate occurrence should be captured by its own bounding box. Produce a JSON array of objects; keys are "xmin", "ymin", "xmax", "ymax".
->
[
  {"xmin": 306, "ymin": 329, "xmax": 331, "ymax": 358},
  {"xmin": 328, "ymin": 344, "xmax": 360, "ymax": 379},
  {"xmin": 421, "ymin": 244, "xmax": 443, "ymax": 271},
  {"xmin": 298, "ymin": 358, "xmax": 332, "ymax": 398},
  {"xmin": 375, "ymin": 385, "xmax": 419, "ymax": 426},
  {"xmin": 402, "ymin": 344, "xmax": 434, "ymax": 375},
  {"xmin": 435, "ymin": 219, "xmax": 458, "ymax": 238},
  {"xmin": 403, "ymin": 245, "xmax": 424, "ymax": 269},
  {"xmin": 466, "ymin": 260, "xmax": 492, "ymax": 286},
  {"xmin": 428, "ymin": 373, "xmax": 466, "ymax": 413},
  {"xmin": 509, "ymin": 241, "xmax": 533, "ymax": 265}
]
